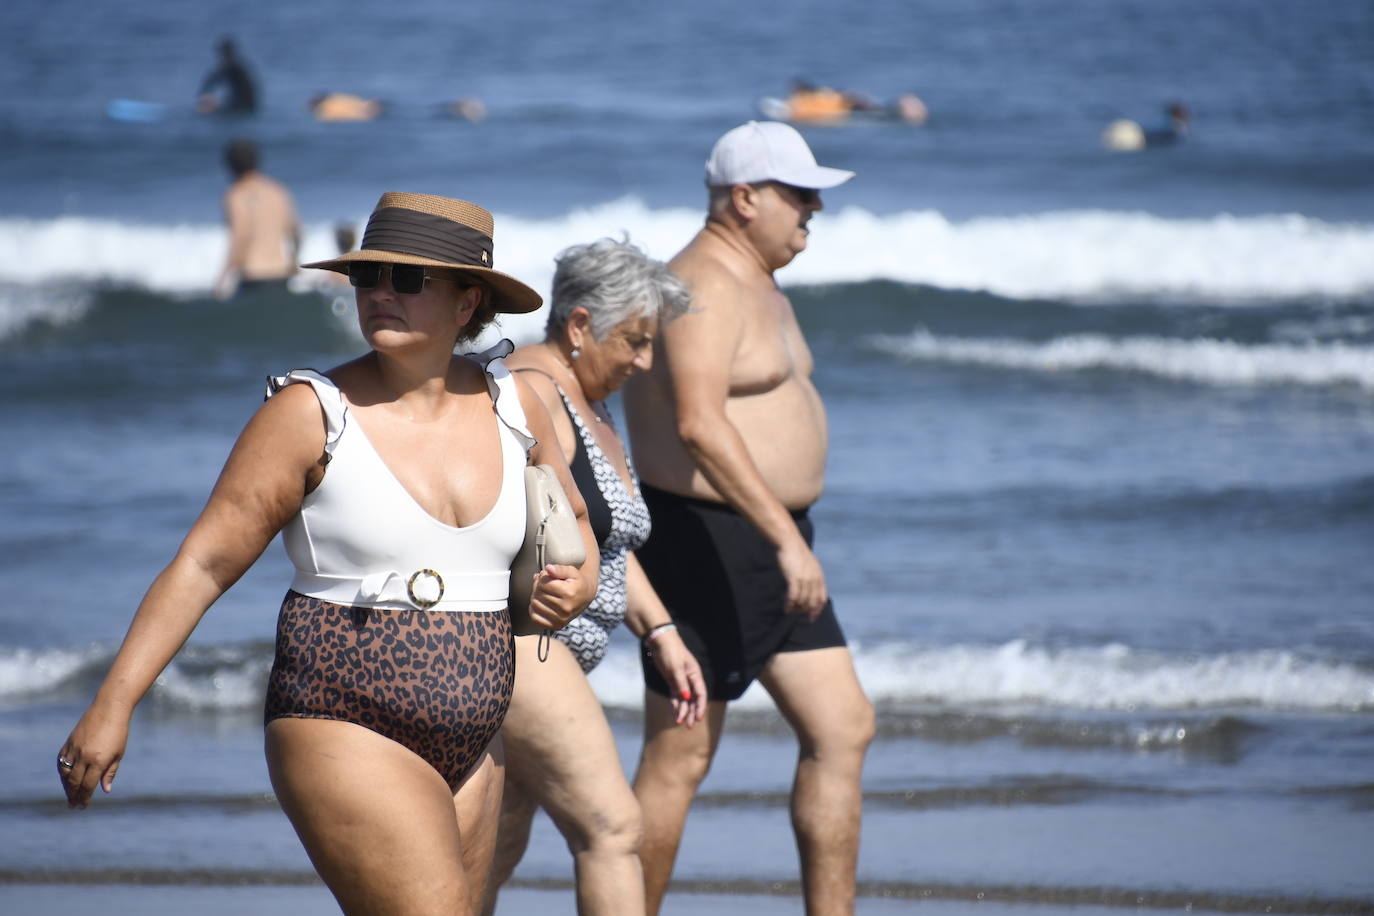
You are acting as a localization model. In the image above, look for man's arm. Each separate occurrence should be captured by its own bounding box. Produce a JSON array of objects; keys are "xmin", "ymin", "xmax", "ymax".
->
[
  {"xmin": 197, "ymin": 66, "xmax": 222, "ymax": 97},
  {"xmin": 660, "ymin": 267, "xmax": 827, "ymax": 618},
  {"xmin": 196, "ymin": 67, "xmax": 226, "ymax": 113}
]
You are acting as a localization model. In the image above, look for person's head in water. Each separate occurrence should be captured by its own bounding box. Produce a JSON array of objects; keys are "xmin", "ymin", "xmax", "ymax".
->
[
  {"xmin": 224, "ymin": 138, "xmax": 259, "ymax": 179},
  {"xmin": 333, "ymin": 222, "xmax": 357, "ymax": 255}
]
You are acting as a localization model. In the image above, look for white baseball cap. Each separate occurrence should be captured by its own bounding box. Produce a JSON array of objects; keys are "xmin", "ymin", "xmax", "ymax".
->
[{"xmin": 704, "ymin": 120, "xmax": 855, "ymax": 189}]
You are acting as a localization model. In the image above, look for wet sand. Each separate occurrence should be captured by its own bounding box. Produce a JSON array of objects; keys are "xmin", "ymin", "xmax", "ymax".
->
[{"xmin": 8, "ymin": 882, "xmax": 1373, "ymax": 915}]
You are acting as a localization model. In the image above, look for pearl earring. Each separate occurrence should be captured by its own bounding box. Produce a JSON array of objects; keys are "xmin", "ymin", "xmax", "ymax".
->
[{"xmin": 571, "ymin": 347, "xmax": 581, "ymax": 360}]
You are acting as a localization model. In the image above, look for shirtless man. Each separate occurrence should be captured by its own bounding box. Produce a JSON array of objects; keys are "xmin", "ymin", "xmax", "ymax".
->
[
  {"xmin": 624, "ymin": 121, "xmax": 875, "ymax": 915},
  {"xmin": 213, "ymin": 139, "xmax": 300, "ymax": 300}
]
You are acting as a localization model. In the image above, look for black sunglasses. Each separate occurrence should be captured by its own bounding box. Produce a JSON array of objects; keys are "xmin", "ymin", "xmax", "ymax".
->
[
  {"xmin": 772, "ymin": 182, "xmax": 821, "ymax": 206},
  {"xmin": 348, "ymin": 262, "xmax": 454, "ymax": 296}
]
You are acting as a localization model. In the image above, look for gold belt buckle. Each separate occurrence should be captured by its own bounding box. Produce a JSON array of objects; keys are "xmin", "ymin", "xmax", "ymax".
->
[{"xmin": 406, "ymin": 569, "xmax": 445, "ymax": 609}]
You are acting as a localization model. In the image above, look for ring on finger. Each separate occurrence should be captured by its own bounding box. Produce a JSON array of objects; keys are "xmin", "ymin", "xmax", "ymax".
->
[{"xmin": 57, "ymin": 756, "xmax": 74, "ymax": 769}]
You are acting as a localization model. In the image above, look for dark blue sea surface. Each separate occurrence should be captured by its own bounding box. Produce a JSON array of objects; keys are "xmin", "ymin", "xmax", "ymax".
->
[{"xmin": 2, "ymin": 0, "xmax": 1372, "ymax": 912}]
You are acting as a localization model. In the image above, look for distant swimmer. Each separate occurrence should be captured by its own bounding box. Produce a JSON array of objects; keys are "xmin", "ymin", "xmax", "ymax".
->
[
  {"xmin": 441, "ymin": 97, "xmax": 487, "ymax": 122},
  {"xmin": 786, "ymin": 81, "xmax": 851, "ymax": 123},
  {"xmin": 196, "ymin": 37, "xmax": 258, "ymax": 115},
  {"xmin": 1103, "ymin": 102, "xmax": 1190, "ymax": 151},
  {"xmin": 213, "ymin": 139, "xmax": 301, "ymax": 300},
  {"xmin": 761, "ymin": 80, "xmax": 928, "ymax": 126},
  {"xmin": 333, "ymin": 221, "xmax": 356, "ymax": 255},
  {"xmin": 309, "ymin": 92, "xmax": 384, "ymax": 122},
  {"xmin": 893, "ymin": 92, "xmax": 929, "ymax": 125},
  {"xmin": 312, "ymin": 222, "xmax": 359, "ymax": 292}
]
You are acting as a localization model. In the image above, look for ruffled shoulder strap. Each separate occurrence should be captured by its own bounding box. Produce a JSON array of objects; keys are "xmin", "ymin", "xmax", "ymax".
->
[
  {"xmin": 264, "ymin": 369, "xmax": 348, "ymax": 457},
  {"xmin": 466, "ymin": 339, "xmax": 537, "ymax": 455}
]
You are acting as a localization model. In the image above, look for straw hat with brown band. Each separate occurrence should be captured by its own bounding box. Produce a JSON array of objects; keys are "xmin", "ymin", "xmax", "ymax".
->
[{"xmin": 302, "ymin": 192, "xmax": 543, "ymax": 314}]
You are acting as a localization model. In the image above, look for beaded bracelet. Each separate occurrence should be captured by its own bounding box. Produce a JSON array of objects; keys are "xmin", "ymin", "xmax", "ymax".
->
[
  {"xmin": 642, "ymin": 622, "xmax": 678, "ymax": 647},
  {"xmin": 642, "ymin": 622, "xmax": 677, "ymax": 659}
]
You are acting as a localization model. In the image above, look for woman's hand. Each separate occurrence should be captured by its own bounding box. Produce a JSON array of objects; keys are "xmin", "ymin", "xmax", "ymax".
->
[
  {"xmin": 57, "ymin": 701, "xmax": 132, "ymax": 809},
  {"xmin": 646, "ymin": 629, "xmax": 708, "ymax": 728},
  {"xmin": 525, "ymin": 563, "xmax": 592, "ymax": 630}
]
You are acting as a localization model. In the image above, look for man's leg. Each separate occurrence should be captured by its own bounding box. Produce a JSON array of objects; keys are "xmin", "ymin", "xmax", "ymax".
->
[
  {"xmin": 632, "ymin": 691, "xmax": 728, "ymax": 916},
  {"xmin": 759, "ymin": 646, "xmax": 874, "ymax": 916}
]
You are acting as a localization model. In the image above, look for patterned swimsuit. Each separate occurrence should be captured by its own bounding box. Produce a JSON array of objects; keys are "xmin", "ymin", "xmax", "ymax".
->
[
  {"xmin": 265, "ymin": 594, "xmax": 514, "ymax": 789},
  {"xmin": 552, "ymin": 386, "xmax": 651, "ymax": 673}
]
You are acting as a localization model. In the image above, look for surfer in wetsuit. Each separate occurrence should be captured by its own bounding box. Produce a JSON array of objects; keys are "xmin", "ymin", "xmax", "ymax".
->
[{"xmin": 197, "ymin": 37, "xmax": 258, "ymax": 115}]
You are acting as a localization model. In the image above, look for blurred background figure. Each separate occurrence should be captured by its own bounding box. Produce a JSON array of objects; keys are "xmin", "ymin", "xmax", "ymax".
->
[
  {"xmin": 786, "ymin": 80, "xmax": 851, "ymax": 123},
  {"xmin": 763, "ymin": 79, "xmax": 928, "ymax": 125},
  {"xmin": 213, "ymin": 139, "xmax": 300, "ymax": 300},
  {"xmin": 307, "ymin": 222, "xmax": 359, "ymax": 293},
  {"xmin": 196, "ymin": 36, "xmax": 258, "ymax": 115},
  {"xmin": 309, "ymin": 91, "xmax": 384, "ymax": 122},
  {"xmin": 332, "ymin": 221, "xmax": 356, "ymax": 256},
  {"xmin": 893, "ymin": 91, "xmax": 929, "ymax": 125},
  {"xmin": 1103, "ymin": 101, "xmax": 1190, "ymax": 151},
  {"xmin": 442, "ymin": 96, "xmax": 488, "ymax": 122}
]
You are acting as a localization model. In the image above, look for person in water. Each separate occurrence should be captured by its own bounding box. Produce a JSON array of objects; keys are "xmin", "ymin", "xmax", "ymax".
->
[
  {"xmin": 213, "ymin": 139, "xmax": 300, "ymax": 300},
  {"xmin": 1147, "ymin": 102, "xmax": 1190, "ymax": 145},
  {"xmin": 1102, "ymin": 102, "xmax": 1190, "ymax": 151},
  {"xmin": 58, "ymin": 191, "xmax": 599, "ymax": 914},
  {"xmin": 196, "ymin": 37, "xmax": 258, "ymax": 115},
  {"xmin": 310, "ymin": 92, "xmax": 385, "ymax": 122},
  {"xmin": 783, "ymin": 79, "xmax": 927, "ymax": 125}
]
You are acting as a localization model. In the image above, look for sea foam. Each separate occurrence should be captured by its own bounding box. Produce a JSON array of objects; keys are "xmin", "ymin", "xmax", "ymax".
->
[
  {"xmin": 591, "ymin": 639, "xmax": 1374, "ymax": 714},
  {"xmin": 5, "ymin": 639, "xmax": 1369, "ymax": 714},
  {"xmin": 1, "ymin": 202, "xmax": 1372, "ymax": 311},
  {"xmin": 871, "ymin": 329, "xmax": 1374, "ymax": 391}
]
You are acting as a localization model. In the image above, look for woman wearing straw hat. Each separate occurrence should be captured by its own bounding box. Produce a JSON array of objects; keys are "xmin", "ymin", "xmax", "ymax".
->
[
  {"xmin": 56, "ymin": 192, "xmax": 599, "ymax": 914},
  {"xmin": 483, "ymin": 238, "xmax": 705, "ymax": 915}
]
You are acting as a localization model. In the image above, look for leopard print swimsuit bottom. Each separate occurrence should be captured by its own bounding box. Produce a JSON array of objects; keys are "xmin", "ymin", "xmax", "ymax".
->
[{"xmin": 264, "ymin": 591, "xmax": 515, "ymax": 790}]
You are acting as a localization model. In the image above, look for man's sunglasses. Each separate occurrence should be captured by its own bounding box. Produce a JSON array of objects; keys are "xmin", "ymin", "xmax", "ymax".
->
[
  {"xmin": 348, "ymin": 262, "xmax": 456, "ymax": 296},
  {"xmin": 771, "ymin": 182, "xmax": 821, "ymax": 207}
]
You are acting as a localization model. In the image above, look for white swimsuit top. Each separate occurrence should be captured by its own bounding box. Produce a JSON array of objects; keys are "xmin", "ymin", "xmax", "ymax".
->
[{"xmin": 266, "ymin": 341, "xmax": 534, "ymax": 613}]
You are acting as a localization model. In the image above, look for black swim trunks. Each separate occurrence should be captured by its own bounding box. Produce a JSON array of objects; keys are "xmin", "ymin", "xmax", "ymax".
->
[
  {"xmin": 637, "ymin": 484, "xmax": 846, "ymax": 702},
  {"xmin": 236, "ymin": 278, "xmax": 292, "ymax": 296}
]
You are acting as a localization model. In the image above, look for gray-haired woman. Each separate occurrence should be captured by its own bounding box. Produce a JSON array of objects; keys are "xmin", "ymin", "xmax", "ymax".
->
[{"xmin": 485, "ymin": 239, "xmax": 705, "ymax": 914}]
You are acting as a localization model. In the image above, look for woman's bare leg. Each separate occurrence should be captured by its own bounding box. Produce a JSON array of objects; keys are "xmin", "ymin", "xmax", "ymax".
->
[
  {"xmin": 267, "ymin": 717, "xmax": 476, "ymax": 915},
  {"xmin": 492, "ymin": 635, "xmax": 645, "ymax": 915},
  {"xmin": 480, "ymin": 771, "xmax": 539, "ymax": 915},
  {"xmin": 456, "ymin": 737, "xmax": 505, "ymax": 913}
]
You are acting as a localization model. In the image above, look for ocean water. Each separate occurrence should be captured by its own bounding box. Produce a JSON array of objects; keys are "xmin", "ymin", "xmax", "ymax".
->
[{"xmin": 2, "ymin": 0, "xmax": 1373, "ymax": 913}]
